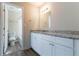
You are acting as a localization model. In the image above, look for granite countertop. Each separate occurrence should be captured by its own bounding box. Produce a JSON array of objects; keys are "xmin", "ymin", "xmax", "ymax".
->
[{"xmin": 31, "ymin": 30, "xmax": 79, "ymax": 39}]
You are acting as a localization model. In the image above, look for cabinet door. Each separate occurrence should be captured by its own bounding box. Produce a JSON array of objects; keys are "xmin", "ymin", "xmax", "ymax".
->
[
  {"xmin": 31, "ymin": 33, "xmax": 36, "ymax": 50},
  {"xmin": 54, "ymin": 44, "xmax": 73, "ymax": 56},
  {"xmin": 38, "ymin": 39, "xmax": 51, "ymax": 56},
  {"xmin": 31, "ymin": 33, "xmax": 41, "ymax": 54},
  {"xmin": 31, "ymin": 33, "xmax": 38, "ymax": 51},
  {"xmin": 74, "ymin": 40, "xmax": 79, "ymax": 56},
  {"xmin": 49, "ymin": 43, "xmax": 55, "ymax": 56}
]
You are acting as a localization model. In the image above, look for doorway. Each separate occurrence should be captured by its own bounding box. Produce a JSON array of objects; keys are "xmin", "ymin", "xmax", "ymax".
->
[{"xmin": 3, "ymin": 3, "xmax": 23, "ymax": 55}]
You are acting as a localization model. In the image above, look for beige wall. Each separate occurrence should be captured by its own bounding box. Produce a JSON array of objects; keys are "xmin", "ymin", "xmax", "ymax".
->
[
  {"xmin": 30, "ymin": 6, "xmax": 40, "ymax": 30},
  {"xmin": 21, "ymin": 3, "xmax": 39, "ymax": 49}
]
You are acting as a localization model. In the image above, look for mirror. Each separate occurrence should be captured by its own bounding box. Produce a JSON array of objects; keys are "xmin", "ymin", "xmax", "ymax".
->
[{"xmin": 40, "ymin": 11, "xmax": 51, "ymax": 31}]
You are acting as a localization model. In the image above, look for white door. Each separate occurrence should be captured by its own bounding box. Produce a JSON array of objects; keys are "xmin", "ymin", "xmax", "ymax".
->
[
  {"xmin": 4, "ymin": 4, "xmax": 23, "ymax": 53},
  {"xmin": 4, "ymin": 4, "xmax": 8, "ymax": 53},
  {"xmin": 0, "ymin": 3, "xmax": 5, "ymax": 56}
]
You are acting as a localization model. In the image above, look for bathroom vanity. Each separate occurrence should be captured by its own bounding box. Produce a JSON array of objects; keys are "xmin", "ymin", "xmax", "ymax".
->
[{"xmin": 31, "ymin": 31, "xmax": 79, "ymax": 56}]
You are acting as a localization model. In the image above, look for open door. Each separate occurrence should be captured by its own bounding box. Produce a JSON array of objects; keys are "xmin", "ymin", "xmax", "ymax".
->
[
  {"xmin": 3, "ymin": 3, "xmax": 23, "ymax": 54},
  {"xmin": 4, "ymin": 4, "xmax": 8, "ymax": 53},
  {"xmin": 0, "ymin": 3, "xmax": 5, "ymax": 56}
]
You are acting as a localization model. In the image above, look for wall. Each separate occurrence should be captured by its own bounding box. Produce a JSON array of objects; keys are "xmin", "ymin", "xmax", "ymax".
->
[
  {"xmin": 30, "ymin": 6, "xmax": 40, "ymax": 30},
  {"xmin": 72, "ymin": 3, "xmax": 79, "ymax": 31},
  {"xmin": 21, "ymin": 3, "xmax": 40, "ymax": 49},
  {"xmin": 8, "ymin": 8, "xmax": 21, "ymax": 35},
  {"xmin": 50, "ymin": 2, "xmax": 79, "ymax": 31},
  {"xmin": 50, "ymin": 3, "xmax": 73, "ymax": 31},
  {"xmin": 39, "ymin": 2, "xmax": 79, "ymax": 31}
]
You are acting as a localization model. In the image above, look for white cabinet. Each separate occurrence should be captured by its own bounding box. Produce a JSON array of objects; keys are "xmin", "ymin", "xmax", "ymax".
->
[
  {"xmin": 74, "ymin": 39, "xmax": 79, "ymax": 56},
  {"xmin": 31, "ymin": 33, "xmax": 36, "ymax": 51},
  {"xmin": 31, "ymin": 32, "xmax": 73, "ymax": 56},
  {"xmin": 38, "ymin": 39, "xmax": 52, "ymax": 56},
  {"xmin": 49, "ymin": 42, "xmax": 73, "ymax": 56},
  {"xmin": 31, "ymin": 33, "xmax": 40, "ymax": 54},
  {"xmin": 55, "ymin": 36, "xmax": 73, "ymax": 48},
  {"xmin": 31, "ymin": 33, "xmax": 52, "ymax": 56},
  {"xmin": 49, "ymin": 43, "xmax": 55, "ymax": 56},
  {"xmin": 54, "ymin": 43, "xmax": 73, "ymax": 56}
]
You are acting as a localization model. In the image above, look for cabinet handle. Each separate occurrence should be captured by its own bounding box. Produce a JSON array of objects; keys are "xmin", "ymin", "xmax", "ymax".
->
[{"xmin": 49, "ymin": 43, "xmax": 55, "ymax": 46}]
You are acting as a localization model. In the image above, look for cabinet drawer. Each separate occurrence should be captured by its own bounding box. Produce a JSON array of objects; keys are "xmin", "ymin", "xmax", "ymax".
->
[
  {"xmin": 39, "ymin": 33, "xmax": 73, "ymax": 48},
  {"xmin": 39, "ymin": 33, "xmax": 56, "ymax": 42},
  {"xmin": 31, "ymin": 33, "xmax": 73, "ymax": 48},
  {"xmin": 54, "ymin": 43, "xmax": 73, "ymax": 56},
  {"xmin": 54, "ymin": 36, "xmax": 73, "ymax": 48}
]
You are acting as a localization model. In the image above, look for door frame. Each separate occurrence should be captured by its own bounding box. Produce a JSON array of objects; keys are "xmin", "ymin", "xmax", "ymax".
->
[
  {"xmin": 4, "ymin": 3, "xmax": 9, "ymax": 53},
  {"xmin": 4, "ymin": 3, "xmax": 24, "ymax": 55},
  {"xmin": 0, "ymin": 3, "xmax": 24, "ymax": 56},
  {"xmin": 0, "ymin": 3, "xmax": 5, "ymax": 56},
  {"xmin": 5, "ymin": 3, "xmax": 24, "ymax": 49}
]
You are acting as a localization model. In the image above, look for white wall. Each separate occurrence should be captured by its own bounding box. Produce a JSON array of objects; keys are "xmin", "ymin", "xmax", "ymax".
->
[
  {"xmin": 8, "ymin": 8, "xmax": 21, "ymax": 36},
  {"xmin": 51, "ymin": 2, "xmax": 79, "ymax": 31},
  {"xmin": 39, "ymin": 2, "xmax": 79, "ymax": 31},
  {"xmin": 72, "ymin": 3, "xmax": 79, "ymax": 31}
]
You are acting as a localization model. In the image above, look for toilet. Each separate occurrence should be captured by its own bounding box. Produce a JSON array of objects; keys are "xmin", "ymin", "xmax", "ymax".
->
[
  {"xmin": 9, "ymin": 37, "xmax": 16, "ymax": 46},
  {"xmin": 8, "ymin": 32, "xmax": 17, "ymax": 46}
]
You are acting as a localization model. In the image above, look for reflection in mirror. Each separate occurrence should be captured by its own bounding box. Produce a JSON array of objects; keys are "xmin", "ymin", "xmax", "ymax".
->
[{"xmin": 40, "ymin": 11, "xmax": 51, "ymax": 31}]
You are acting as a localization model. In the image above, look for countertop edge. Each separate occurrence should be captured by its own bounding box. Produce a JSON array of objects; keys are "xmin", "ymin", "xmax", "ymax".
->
[{"xmin": 31, "ymin": 31, "xmax": 79, "ymax": 40}]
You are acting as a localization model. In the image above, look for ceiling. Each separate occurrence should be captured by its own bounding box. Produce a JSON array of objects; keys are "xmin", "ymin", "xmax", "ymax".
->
[
  {"xmin": 28, "ymin": 2, "xmax": 45, "ymax": 7},
  {"xmin": 10, "ymin": 2, "xmax": 45, "ymax": 8}
]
